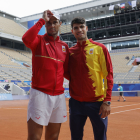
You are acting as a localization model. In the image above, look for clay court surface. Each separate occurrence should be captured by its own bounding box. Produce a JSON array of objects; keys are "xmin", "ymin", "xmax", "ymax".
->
[{"xmin": 0, "ymin": 96, "xmax": 140, "ymax": 140}]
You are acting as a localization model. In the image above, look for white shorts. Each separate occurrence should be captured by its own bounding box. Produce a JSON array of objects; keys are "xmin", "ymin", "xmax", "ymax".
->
[{"xmin": 27, "ymin": 88, "xmax": 67, "ymax": 126}]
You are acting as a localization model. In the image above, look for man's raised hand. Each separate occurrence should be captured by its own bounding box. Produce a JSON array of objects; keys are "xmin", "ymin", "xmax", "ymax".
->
[{"xmin": 43, "ymin": 10, "xmax": 53, "ymax": 22}]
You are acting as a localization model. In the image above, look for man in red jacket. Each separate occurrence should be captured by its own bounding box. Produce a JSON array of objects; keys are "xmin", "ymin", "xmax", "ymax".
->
[
  {"xmin": 68, "ymin": 17, "xmax": 113, "ymax": 140},
  {"xmin": 22, "ymin": 10, "xmax": 69, "ymax": 140}
]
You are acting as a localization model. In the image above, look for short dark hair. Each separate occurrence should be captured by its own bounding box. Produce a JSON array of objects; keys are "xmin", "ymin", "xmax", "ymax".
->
[{"xmin": 71, "ymin": 17, "xmax": 86, "ymax": 28}]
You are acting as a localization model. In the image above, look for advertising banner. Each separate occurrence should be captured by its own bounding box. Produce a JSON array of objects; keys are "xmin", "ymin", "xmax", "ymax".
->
[
  {"xmin": 28, "ymin": 19, "xmax": 45, "ymax": 35},
  {"xmin": 0, "ymin": 94, "xmax": 13, "ymax": 100}
]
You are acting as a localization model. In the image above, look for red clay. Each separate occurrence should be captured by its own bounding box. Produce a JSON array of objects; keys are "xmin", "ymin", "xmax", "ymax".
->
[{"xmin": 0, "ymin": 96, "xmax": 140, "ymax": 140}]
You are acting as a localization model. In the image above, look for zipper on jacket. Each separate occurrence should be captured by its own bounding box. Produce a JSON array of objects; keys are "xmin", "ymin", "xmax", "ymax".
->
[{"xmin": 53, "ymin": 41, "xmax": 58, "ymax": 95}]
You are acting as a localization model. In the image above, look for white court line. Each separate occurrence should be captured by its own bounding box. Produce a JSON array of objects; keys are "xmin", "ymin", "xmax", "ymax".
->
[
  {"xmin": 112, "ymin": 103, "xmax": 140, "ymax": 109},
  {"xmin": 1, "ymin": 108, "xmax": 140, "ymax": 115},
  {"xmin": 0, "ymin": 107, "xmax": 26, "ymax": 110},
  {"xmin": 111, "ymin": 108, "xmax": 140, "ymax": 115}
]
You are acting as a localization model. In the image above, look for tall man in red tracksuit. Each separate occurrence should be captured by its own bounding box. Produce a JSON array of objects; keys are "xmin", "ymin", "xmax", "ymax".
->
[
  {"xmin": 68, "ymin": 17, "xmax": 113, "ymax": 140},
  {"xmin": 22, "ymin": 10, "xmax": 69, "ymax": 140}
]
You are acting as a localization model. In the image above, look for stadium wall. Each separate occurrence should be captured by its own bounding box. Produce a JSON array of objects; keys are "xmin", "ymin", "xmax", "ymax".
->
[
  {"xmin": 0, "ymin": 94, "xmax": 13, "ymax": 101},
  {"xmin": 112, "ymin": 84, "xmax": 140, "ymax": 96}
]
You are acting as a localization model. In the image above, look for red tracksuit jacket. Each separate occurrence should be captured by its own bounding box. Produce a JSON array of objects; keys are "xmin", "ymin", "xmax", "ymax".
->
[{"xmin": 22, "ymin": 18, "xmax": 69, "ymax": 95}]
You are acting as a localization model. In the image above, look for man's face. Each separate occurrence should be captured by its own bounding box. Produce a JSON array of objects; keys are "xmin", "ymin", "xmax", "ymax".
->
[
  {"xmin": 45, "ymin": 16, "xmax": 61, "ymax": 36},
  {"xmin": 71, "ymin": 23, "xmax": 88, "ymax": 41}
]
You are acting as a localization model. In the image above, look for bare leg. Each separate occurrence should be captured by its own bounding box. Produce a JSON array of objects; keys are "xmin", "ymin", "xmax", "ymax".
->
[
  {"xmin": 27, "ymin": 118, "xmax": 43, "ymax": 140},
  {"xmin": 122, "ymin": 95, "xmax": 126, "ymax": 101},
  {"xmin": 118, "ymin": 96, "xmax": 120, "ymax": 101},
  {"xmin": 45, "ymin": 123, "xmax": 61, "ymax": 140}
]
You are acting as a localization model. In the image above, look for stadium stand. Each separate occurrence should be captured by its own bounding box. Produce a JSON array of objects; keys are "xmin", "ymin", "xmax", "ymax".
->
[
  {"xmin": 18, "ymin": 50, "xmax": 32, "ymax": 59},
  {"xmin": 0, "ymin": 45, "xmax": 32, "ymax": 88},
  {"xmin": 110, "ymin": 47, "xmax": 140, "ymax": 84},
  {"xmin": 110, "ymin": 47, "xmax": 140, "ymax": 53},
  {"xmin": 60, "ymin": 24, "xmax": 71, "ymax": 34},
  {"xmin": 135, "ymin": 65, "xmax": 140, "ymax": 72},
  {"xmin": 0, "ymin": 16, "xmax": 26, "ymax": 37},
  {"xmin": 0, "ymin": 47, "xmax": 31, "ymax": 62},
  {"xmin": 0, "ymin": 51, "xmax": 19, "ymax": 66},
  {"xmin": 0, "ymin": 67, "xmax": 31, "ymax": 81},
  {"xmin": 0, "ymin": 45, "xmax": 140, "ymax": 86}
]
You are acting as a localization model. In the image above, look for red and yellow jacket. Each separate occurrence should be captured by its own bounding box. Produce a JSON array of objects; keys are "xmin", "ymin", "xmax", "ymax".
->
[
  {"xmin": 69, "ymin": 39, "xmax": 113, "ymax": 102},
  {"xmin": 22, "ymin": 18, "xmax": 69, "ymax": 96}
]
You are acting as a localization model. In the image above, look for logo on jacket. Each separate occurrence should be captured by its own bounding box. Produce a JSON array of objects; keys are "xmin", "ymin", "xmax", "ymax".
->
[
  {"xmin": 89, "ymin": 48, "xmax": 94, "ymax": 54},
  {"xmin": 62, "ymin": 46, "xmax": 66, "ymax": 52},
  {"xmin": 46, "ymin": 43, "xmax": 49, "ymax": 45},
  {"xmin": 70, "ymin": 53, "xmax": 74, "ymax": 56}
]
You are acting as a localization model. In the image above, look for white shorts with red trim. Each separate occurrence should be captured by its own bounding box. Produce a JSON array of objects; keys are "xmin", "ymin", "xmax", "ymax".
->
[{"xmin": 27, "ymin": 88, "xmax": 67, "ymax": 126}]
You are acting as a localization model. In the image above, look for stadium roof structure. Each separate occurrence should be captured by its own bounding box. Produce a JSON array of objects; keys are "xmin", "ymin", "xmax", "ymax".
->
[
  {"xmin": 20, "ymin": 0, "xmax": 123, "ymax": 22},
  {"xmin": 0, "ymin": 10, "xmax": 19, "ymax": 19}
]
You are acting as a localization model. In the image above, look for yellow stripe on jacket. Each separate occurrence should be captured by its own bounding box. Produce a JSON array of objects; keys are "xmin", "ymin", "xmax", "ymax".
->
[{"xmin": 84, "ymin": 40, "xmax": 108, "ymax": 101}]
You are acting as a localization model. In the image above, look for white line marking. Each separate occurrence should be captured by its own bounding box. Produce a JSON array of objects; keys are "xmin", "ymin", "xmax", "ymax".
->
[
  {"xmin": 111, "ymin": 108, "xmax": 140, "ymax": 115},
  {"xmin": 0, "ymin": 107, "xmax": 26, "ymax": 110},
  {"xmin": 112, "ymin": 103, "xmax": 140, "ymax": 109}
]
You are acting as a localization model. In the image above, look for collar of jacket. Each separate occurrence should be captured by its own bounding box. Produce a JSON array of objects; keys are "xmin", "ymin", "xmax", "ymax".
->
[
  {"xmin": 76, "ymin": 38, "xmax": 92, "ymax": 47},
  {"xmin": 44, "ymin": 33, "xmax": 60, "ymax": 41}
]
